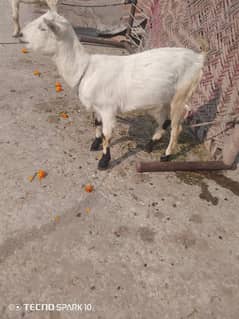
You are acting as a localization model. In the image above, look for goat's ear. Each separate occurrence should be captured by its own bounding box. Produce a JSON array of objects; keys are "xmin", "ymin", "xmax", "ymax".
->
[{"xmin": 43, "ymin": 18, "xmax": 61, "ymax": 35}]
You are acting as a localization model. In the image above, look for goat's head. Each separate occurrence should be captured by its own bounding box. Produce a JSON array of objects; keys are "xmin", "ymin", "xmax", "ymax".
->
[{"xmin": 21, "ymin": 11, "xmax": 75, "ymax": 57}]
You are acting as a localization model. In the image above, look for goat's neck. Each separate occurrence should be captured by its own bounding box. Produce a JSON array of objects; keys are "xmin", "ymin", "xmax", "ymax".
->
[{"xmin": 54, "ymin": 38, "xmax": 89, "ymax": 88}]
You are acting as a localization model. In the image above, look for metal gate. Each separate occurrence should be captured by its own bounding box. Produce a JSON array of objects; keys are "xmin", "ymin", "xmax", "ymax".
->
[{"xmin": 59, "ymin": 0, "xmax": 149, "ymax": 52}]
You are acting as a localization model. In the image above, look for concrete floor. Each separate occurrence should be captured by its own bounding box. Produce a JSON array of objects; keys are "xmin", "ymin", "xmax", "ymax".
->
[{"xmin": 0, "ymin": 1, "xmax": 239, "ymax": 319}]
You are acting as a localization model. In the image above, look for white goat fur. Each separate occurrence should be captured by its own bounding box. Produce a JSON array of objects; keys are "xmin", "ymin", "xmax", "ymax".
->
[
  {"xmin": 22, "ymin": 11, "xmax": 206, "ymax": 168},
  {"xmin": 11, "ymin": 0, "xmax": 58, "ymax": 37}
]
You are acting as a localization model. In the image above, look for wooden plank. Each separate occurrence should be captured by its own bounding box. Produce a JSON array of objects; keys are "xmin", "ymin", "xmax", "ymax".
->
[
  {"xmin": 136, "ymin": 161, "xmax": 237, "ymax": 173},
  {"xmin": 78, "ymin": 34, "xmax": 136, "ymax": 52}
]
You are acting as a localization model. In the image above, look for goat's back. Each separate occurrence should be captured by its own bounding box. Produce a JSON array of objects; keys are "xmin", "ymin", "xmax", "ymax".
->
[
  {"xmin": 80, "ymin": 47, "xmax": 204, "ymax": 112},
  {"xmin": 121, "ymin": 48, "xmax": 204, "ymax": 110}
]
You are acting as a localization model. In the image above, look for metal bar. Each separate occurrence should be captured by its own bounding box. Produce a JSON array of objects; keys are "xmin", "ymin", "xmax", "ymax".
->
[
  {"xmin": 60, "ymin": 0, "xmax": 132, "ymax": 8},
  {"xmin": 78, "ymin": 35, "xmax": 136, "ymax": 53},
  {"xmin": 126, "ymin": 0, "xmax": 138, "ymax": 37},
  {"xmin": 79, "ymin": 35, "xmax": 125, "ymax": 48},
  {"xmin": 136, "ymin": 161, "xmax": 237, "ymax": 173}
]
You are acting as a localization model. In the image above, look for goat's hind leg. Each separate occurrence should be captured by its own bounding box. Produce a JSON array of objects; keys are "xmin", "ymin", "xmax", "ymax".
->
[
  {"xmin": 161, "ymin": 78, "xmax": 200, "ymax": 161},
  {"xmin": 90, "ymin": 113, "xmax": 103, "ymax": 151},
  {"xmin": 161, "ymin": 87, "xmax": 197, "ymax": 161},
  {"xmin": 145, "ymin": 107, "xmax": 170, "ymax": 153},
  {"xmin": 12, "ymin": 0, "xmax": 21, "ymax": 37},
  {"xmin": 161, "ymin": 118, "xmax": 183, "ymax": 161},
  {"xmin": 161, "ymin": 101, "xmax": 187, "ymax": 161}
]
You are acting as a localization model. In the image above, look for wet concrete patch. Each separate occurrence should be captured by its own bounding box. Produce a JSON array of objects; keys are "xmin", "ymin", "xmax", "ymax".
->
[
  {"xmin": 176, "ymin": 172, "xmax": 219, "ymax": 205},
  {"xmin": 174, "ymin": 231, "xmax": 197, "ymax": 249},
  {"xmin": 189, "ymin": 214, "xmax": 203, "ymax": 224},
  {"xmin": 199, "ymin": 183, "xmax": 219, "ymax": 205},
  {"xmin": 138, "ymin": 227, "xmax": 155, "ymax": 243},
  {"xmin": 201, "ymin": 172, "xmax": 239, "ymax": 197},
  {"xmin": 0, "ymin": 223, "xmax": 57, "ymax": 264}
]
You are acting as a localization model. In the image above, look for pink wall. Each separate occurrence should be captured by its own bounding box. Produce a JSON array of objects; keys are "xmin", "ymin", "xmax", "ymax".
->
[{"xmin": 144, "ymin": 0, "xmax": 239, "ymax": 160}]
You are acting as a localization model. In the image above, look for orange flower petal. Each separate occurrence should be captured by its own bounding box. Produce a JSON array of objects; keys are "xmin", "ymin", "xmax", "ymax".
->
[
  {"xmin": 37, "ymin": 169, "xmax": 47, "ymax": 180},
  {"xmin": 33, "ymin": 70, "xmax": 41, "ymax": 76},
  {"xmin": 56, "ymin": 86, "xmax": 63, "ymax": 92},
  {"xmin": 60, "ymin": 112, "xmax": 69, "ymax": 119},
  {"xmin": 85, "ymin": 184, "xmax": 94, "ymax": 193}
]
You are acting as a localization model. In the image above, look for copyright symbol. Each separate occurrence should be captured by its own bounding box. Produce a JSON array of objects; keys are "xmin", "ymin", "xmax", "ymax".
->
[
  {"xmin": 8, "ymin": 304, "xmax": 22, "ymax": 311},
  {"xmin": 15, "ymin": 304, "xmax": 22, "ymax": 311}
]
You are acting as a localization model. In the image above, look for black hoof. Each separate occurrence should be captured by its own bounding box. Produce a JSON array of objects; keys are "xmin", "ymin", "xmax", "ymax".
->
[
  {"xmin": 145, "ymin": 140, "xmax": 156, "ymax": 153},
  {"xmin": 98, "ymin": 148, "xmax": 111, "ymax": 170},
  {"xmin": 14, "ymin": 32, "xmax": 23, "ymax": 38},
  {"xmin": 160, "ymin": 154, "xmax": 172, "ymax": 162},
  {"xmin": 162, "ymin": 119, "xmax": 171, "ymax": 130},
  {"xmin": 90, "ymin": 137, "xmax": 102, "ymax": 151}
]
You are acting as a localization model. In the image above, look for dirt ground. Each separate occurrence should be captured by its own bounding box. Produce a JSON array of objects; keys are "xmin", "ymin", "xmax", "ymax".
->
[{"xmin": 0, "ymin": 1, "xmax": 239, "ymax": 319}]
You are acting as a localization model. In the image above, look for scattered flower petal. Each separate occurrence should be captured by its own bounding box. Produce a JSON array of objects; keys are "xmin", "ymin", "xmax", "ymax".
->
[
  {"xmin": 33, "ymin": 70, "xmax": 41, "ymax": 76},
  {"xmin": 56, "ymin": 85, "xmax": 63, "ymax": 92},
  {"xmin": 21, "ymin": 48, "xmax": 28, "ymax": 54},
  {"xmin": 37, "ymin": 169, "xmax": 47, "ymax": 180},
  {"xmin": 85, "ymin": 184, "xmax": 94, "ymax": 193},
  {"xmin": 59, "ymin": 112, "xmax": 69, "ymax": 119}
]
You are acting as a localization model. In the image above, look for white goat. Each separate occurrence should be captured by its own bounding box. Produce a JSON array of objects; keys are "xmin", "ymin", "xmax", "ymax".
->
[
  {"xmin": 11, "ymin": 0, "xmax": 58, "ymax": 37},
  {"xmin": 21, "ymin": 11, "xmax": 207, "ymax": 170}
]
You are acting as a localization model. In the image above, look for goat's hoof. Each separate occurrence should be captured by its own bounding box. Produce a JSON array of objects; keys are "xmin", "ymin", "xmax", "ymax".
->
[
  {"xmin": 98, "ymin": 157, "xmax": 110, "ymax": 170},
  {"xmin": 145, "ymin": 140, "xmax": 155, "ymax": 153},
  {"xmin": 162, "ymin": 119, "xmax": 171, "ymax": 130},
  {"xmin": 160, "ymin": 154, "xmax": 172, "ymax": 162},
  {"xmin": 98, "ymin": 149, "xmax": 111, "ymax": 170},
  {"xmin": 12, "ymin": 31, "xmax": 22, "ymax": 38},
  {"xmin": 90, "ymin": 137, "xmax": 102, "ymax": 151}
]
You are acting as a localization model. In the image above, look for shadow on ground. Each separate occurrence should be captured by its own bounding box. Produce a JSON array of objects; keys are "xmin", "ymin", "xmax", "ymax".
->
[{"xmin": 110, "ymin": 112, "xmax": 207, "ymax": 168}]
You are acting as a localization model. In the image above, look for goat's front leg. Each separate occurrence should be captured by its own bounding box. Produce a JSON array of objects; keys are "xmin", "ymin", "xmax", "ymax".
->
[
  {"xmin": 12, "ymin": 0, "xmax": 21, "ymax": 37},
  {"xmin": 98, "ymin": 113, "xmax": 114, "ymax": 170},
  {"xmin": 90, "ymin": 113, "xmax": 103, "ymax": 151}
]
